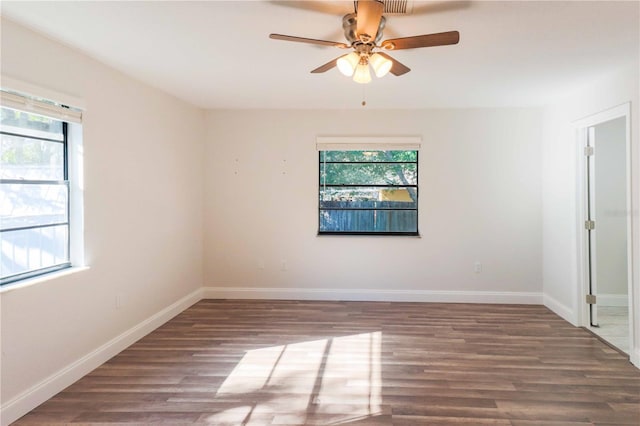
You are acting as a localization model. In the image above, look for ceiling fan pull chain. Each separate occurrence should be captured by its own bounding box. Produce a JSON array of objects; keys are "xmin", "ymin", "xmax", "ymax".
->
[{"xmin": 362, "ymin": 85, "xmax": 367, "ymax": 107}]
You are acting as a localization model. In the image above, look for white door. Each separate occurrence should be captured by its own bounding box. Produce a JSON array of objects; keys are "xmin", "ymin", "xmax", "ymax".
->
[{"xmin": 587, "ymin": 117, "xmax": 628, "ymax": 331}]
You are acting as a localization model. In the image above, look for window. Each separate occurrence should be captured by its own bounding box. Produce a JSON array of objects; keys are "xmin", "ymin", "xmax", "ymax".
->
[
  {"xmin": 1, "ymin": 90, "xmax": 82, "ymax": 285},
  {"xmin": 319, "ymin": 147, "xmax": 419, "ymax": 235}
]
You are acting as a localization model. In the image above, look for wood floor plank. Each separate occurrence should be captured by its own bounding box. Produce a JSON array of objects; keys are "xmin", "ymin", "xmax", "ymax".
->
[
  {"xmin": 12, "ymin": 300, "xmax": 640, "ymax": 425},
  {"xmin": 393, "ymin": 415, "xmax": 511, "ymax": 425}
]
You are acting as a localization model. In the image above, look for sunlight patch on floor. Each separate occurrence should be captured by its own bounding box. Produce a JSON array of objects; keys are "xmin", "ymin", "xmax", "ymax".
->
[{"xmin": 211, "ymin": 332, "xmax": 383, "ymax": 424}]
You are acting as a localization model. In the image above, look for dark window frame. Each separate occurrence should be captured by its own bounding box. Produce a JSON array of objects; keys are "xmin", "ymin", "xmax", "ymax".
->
[
  {"xmin": 1, "ymin": 112, "xmax": 71, "ymax": 285},
  {"xmin": 318, "ymin": 150, "xmax": 419, "ymax": 236}
]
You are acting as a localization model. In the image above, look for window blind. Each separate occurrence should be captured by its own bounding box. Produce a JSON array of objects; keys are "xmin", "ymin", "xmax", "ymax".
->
[
  {"xmin": 0, "ymin": 90, "xmax": 83, "ymax": 124},
  {"xmin": 316, "ymin": 136, "xmax": 421, "ymax": 151}
]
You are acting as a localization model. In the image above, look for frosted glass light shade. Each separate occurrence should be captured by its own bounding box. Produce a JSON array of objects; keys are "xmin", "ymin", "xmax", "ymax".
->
[
  {"xmin": 353, "ymin": 63, "xmax": 372, "ymax": 84},
  {"xmin": 337, "ymin": 52, "xmax": 360, "ymax": 76},
  {"xmin": 369, "ymin": 53, "xmax": 392, "ymax": 78}
]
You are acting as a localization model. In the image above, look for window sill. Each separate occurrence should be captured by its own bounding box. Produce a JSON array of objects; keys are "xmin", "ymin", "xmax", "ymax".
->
[
  {"xmin": 0, "ymin": 266, "xmax": 90, "ymax": 294},
  {"xmin": 317, "ymin": 232, "xmax": 421, "ymax": 237}
]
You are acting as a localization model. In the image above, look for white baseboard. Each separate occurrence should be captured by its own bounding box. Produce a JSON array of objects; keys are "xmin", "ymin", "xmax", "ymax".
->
[
  {"xmin": 598, "ymin": 293, "xmax": 629, "ymax": 307},
  {"xmin": 631, "ymin": 348, "xmax": 640, "ymax": 369},
  {"xmin": 202, "ymin": 286, "xmax": 543, "ymax": 305},
  {"xmin": 0, "ymin": 288, "xmax": 203, "ymax": 426},
  {"xmin": 543, "ymin": 293, "xmax": 578, "ymax": 326}
]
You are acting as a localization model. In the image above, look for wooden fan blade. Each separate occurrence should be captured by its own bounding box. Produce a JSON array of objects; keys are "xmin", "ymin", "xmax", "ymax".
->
[
  {"xmin": 381, "ymin": 31, "xmax": 460, "ymax": 50},
  {"xmin": 377, "ymin": 52, "xmax": 410, "ymax": 76},
  {"xmin": 311, "ymin": 57, "xmax": 340, "ymax": 73},
  {"xmin": 269, "ymin": 34, "xmax": 348, "ymax": 49},
  {"xmin": 356, "ymin": 0, "xmax": 384, "ymax": 42}
]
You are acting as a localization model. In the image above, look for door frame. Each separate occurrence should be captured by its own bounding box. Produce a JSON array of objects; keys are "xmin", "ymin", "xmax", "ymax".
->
[
  {"xmin": 574, "ymin": 102, "xmax": 633, "ymax": 356},
  {"xmin": 586, "ymin": 126, "xmax": 599, "ymax": 327}
]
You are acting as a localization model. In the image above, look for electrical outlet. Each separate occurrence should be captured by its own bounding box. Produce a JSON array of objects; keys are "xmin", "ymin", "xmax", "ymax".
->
[
  {"xmin": 474, "ymin": 262, "xmax": 482, "ymax": 273},
  {"xmin": 281, "ymin": 261, "xmax": 287, "ymax": 272}
]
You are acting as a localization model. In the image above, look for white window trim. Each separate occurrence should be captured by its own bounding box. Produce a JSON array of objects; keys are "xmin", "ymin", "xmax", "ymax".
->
[
  {"xmin": 0, "ymin": 266, "xmax": 90, "ymax": 294},
  {"xmin": 1, "ymin": 77, "xmax": 86, "ymax": 285},
  {"xmin": 317, "ymin": 135, "xmax": 422, "ymax": 236}
]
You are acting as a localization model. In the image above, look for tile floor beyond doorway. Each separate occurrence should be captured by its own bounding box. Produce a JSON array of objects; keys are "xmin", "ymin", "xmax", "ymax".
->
[{"xmin": 590, "ymin": 306, "xmax": 629, "ymax": 354}]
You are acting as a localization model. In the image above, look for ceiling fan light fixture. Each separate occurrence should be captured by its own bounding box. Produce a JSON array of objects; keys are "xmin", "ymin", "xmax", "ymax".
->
[
  {"xmin": 353, "ymin": 62, "xmax": 372, "ymax": 84},
  {"xmin": 369, "ymin": 52, "xmax": 392, "ymax": 77},
  {"xmin": 270, "ymin": 1, "xmax": 461, "ymax": 83},
  {"xmin": 337, "ymin": 52, "xmax": 360, "ymax": 76}
]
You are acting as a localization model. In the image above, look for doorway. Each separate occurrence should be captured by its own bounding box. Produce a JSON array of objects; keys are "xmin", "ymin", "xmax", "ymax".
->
[{"xmin": 577, "ymin": 104, "xmax": 633, "ymax": 355}]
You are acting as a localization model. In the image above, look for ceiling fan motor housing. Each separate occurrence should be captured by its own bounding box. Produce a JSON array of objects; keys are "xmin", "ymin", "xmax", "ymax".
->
[{"xmin": 342, "ymin": 13, "xmax": 386, "ymax": 45}]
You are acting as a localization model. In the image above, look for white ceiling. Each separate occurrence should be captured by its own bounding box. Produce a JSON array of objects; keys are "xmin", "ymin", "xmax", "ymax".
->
[{"xmin": 1, "ymin": 1, "xmax": 638, "ymax": 109}]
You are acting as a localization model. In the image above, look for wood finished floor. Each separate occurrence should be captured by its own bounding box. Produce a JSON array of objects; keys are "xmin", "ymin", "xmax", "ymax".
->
[{"xmin": 14, "ymin": 300, "xmax": 640, "ymax": 425}]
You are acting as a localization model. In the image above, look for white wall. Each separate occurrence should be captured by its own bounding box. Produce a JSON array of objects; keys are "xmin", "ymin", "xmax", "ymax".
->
[
  {"xmin": 204, "ymin": 108, "xmax": 543, "ymax": 300},
  {"xmin": 0, "ymin": 17, "xmax": 205, "ymax": 419},
  {"xmin": 541, "ymin": 63, "xmax": 639, "ymax": 355}
]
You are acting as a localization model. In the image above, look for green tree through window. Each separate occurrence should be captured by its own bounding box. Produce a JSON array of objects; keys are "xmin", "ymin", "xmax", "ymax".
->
[{"xmin": 319, "ymin": 150, "xmax": 418, "ymax": 235}]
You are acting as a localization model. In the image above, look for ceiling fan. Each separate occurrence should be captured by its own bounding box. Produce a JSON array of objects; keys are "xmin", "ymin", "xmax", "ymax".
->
[{"xmin": 269, "ymin": 0, "xmax": 460, "ymax": 84}]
